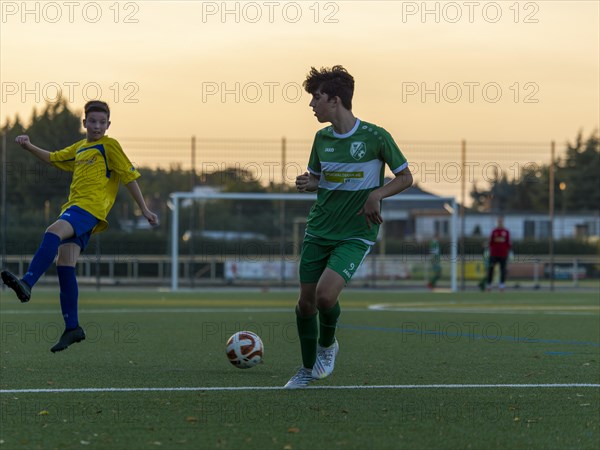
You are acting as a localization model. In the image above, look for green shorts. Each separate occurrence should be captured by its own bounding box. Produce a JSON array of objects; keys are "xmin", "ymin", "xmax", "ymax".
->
[{"xmin": 299, "ymin": 234, "xmax": 372, "ymax": 284}]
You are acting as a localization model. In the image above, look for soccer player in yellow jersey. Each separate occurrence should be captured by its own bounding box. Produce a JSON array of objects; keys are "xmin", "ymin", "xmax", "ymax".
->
[{"xmin": 1, "ymin": 101, "xmax": 158, "ymax": 352}]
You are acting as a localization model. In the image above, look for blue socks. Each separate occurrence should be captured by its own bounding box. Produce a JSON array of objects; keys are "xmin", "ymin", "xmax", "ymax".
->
[
  {"xmin": 57, "ymin": 266, "xmax": 78, "ymax": 329},
  {"xmin": 22, "ymin": 232, "xmax": 61, "ymax": 288},
  {"xmin": 21, "ymin": 233, "xmax": 79, "ymax": 329}
]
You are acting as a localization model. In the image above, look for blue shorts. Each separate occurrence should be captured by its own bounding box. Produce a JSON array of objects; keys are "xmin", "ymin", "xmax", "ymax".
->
[{"xmin": 59, "ymin": 206, "xmax": 99, "ymax": 250}]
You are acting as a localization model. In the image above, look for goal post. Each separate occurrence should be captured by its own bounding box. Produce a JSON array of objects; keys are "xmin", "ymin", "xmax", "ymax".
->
[{"xmin": 169, "ymin": 191, "xmax": 458, "ymax": 291}]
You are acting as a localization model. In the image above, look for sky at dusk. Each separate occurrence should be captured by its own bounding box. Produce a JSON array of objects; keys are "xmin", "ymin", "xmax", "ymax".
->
[
  {"xmin": 2, "ymin": 1, "xmax": 598, "ymax": 138},
  {"xmin": 1, "ymin": 0, "xmax": 598, "ymax": 197}
]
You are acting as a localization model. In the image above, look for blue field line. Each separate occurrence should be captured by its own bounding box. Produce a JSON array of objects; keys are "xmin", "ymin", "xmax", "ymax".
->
[{"xmin": 337, "ymin": 323, "xmax": 600, "ymax": 347}]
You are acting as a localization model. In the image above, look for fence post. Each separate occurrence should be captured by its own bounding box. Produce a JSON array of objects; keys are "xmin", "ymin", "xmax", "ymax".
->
[
  {"xmin": 1, "ymin": 133, "xmax": 6, "ymax": 274},
  {"xmin": 95, "ymin": 234, "xmax": 101, "ymax": 291},
  {"xmin": 549, "ymin": 141, "xmax": 555, "ymax": 291},
  {"xmin": 190, "ymin": 136, "xmax": 196, "ymax": 288},
  {"xmin": 280, "ymin": 137, "xmax": 287, "ymax": 286},
  {"xmin": 460, "ymin": 139, "xmax": 466, "ymax": 291}
]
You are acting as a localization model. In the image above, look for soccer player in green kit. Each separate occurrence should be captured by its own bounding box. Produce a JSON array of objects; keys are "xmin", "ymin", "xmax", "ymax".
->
[{"xmin": 284, "ymin": 66, "xmax": 413, "ymax": 388}]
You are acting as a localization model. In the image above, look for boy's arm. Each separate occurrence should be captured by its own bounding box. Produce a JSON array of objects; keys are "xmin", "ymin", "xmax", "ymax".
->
[
  {"xmin": 358, "ymin": 167, "xmax": 413, "ymax": 228},
  {"xmin": 15, "ymin": 135, "xmax": 52, "ymax": 165},
  {"xmin": 370, "ymin": 167, "xmax": 413, "ymax": 200},
  {"xmin": 125, "ymin": 180, "xmax": 159, "ymax": 226}
]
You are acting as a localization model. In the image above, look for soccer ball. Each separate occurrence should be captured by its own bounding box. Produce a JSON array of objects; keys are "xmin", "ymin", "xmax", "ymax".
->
[{"xmin": 226, "ymin": 331, "xmax": 264, "ymax": 369}]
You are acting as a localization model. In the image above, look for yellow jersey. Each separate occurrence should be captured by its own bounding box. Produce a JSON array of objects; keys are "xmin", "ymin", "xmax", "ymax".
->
[{"xmin": 50, "ymin": 135, "xmax": 140, "ymax": 233}]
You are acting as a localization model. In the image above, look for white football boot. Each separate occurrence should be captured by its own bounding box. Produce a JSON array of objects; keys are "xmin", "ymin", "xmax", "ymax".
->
[
  {"xmin": 312, "ymin": 339, "xmax": 339, "ymax": 379},
  {"xmin": 284, "ymin": 367, "xmax": 316, "ymax": 389}
]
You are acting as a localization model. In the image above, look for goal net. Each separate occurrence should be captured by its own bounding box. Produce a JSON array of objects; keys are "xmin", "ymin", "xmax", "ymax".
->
[{"xmin": 169, "ymin": 191, "xmax": 458, "ymax": 291}]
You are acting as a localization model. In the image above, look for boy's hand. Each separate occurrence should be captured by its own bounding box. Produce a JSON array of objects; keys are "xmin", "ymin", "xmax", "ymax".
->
[
  {"xmin": 144, "ymin": 210, "xmax": 159, "ymax": 227},
  {"xmin": 296, "ymin": 172, "xmax": 318, "ymax": 192},
  {"xmin": 15, "ymin": 135, "xmax": 31, "ymax": 149},
  {"xmin": 295, "ymin": 172, "xmax": 310, "ymax": 192},
  {"xmin": 357, "ymin": 191, "xmax": 383, "ymax": 229}
]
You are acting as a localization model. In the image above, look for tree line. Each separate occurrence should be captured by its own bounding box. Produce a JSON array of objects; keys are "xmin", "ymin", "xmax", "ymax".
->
[
  {"xmin": 1, "ymin": 100, "xmax": 598, "ymax": 248},
  {"xmin": 470, "ymin": 131, "xmax": 599, "ymax": 212},
  {"xmin": 0, "ymin": 100, "xmax": 298, "ymax": 236}
]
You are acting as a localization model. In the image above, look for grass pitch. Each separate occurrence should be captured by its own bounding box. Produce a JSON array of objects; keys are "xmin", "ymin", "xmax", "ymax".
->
[{"xmin": 1, "ymin": 289, "xmax": 598, "ymax": 449}]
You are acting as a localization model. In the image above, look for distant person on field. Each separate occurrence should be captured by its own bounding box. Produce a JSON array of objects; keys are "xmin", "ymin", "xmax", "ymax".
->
[
  {"xmin": 1, "ymin": 101, "xmax": 158, "ymax": 352},
  {"xmin": 427, "ymin": 233, "xmax": 441, "ymax": 289},
  {"xmin": 285, "ymin": 65, "xmax": 413, "ymax": 389},
  {"xmin": 477, "ymin": 244, "xmax": 490, "ymax": 291},
  {"xmin": 486, "ymin": 216, "xmax": 512, "ymax": 291}
]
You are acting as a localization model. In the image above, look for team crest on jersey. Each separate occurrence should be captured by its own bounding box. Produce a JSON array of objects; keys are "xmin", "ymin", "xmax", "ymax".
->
[
  {"xmin": 350, "ymin": 142, "xmax": 366, "ymax": 160},
  {"xmin": 76, "ymin": 156, "xmax": 96, "ymax": 165}
]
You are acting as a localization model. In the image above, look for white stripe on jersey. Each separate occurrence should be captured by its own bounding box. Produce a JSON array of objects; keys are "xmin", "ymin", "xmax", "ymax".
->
[{"xmin": 391, "ymin": 161, "xmax": 409, "ymax": 174}]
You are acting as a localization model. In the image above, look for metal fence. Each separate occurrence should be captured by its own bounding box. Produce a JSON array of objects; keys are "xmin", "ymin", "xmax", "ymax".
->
[
  {"xmin": 118, "ymin": 137, "xmax": 557, "ymax": 203},
  {"xmin": 2, "ymin": 253, "xmax": 596, "ymax": 291}
]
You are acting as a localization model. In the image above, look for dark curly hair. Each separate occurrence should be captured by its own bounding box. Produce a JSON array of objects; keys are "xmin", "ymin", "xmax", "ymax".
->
[{"xmin": 303, "ymin": 65, "xmax": 355, "ymax": 110}]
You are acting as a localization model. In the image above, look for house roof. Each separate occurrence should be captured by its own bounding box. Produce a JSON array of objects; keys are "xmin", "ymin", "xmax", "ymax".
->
[{"xmin": 385, "ymin": 183, "xmax": 452, "ymax": 211}]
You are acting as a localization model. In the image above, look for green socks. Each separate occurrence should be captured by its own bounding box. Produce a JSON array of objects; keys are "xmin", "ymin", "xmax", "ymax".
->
[
  {"xmin": 296, "ymin": 302, "xmax": 340, "ymax": 369},
  {"xmin": 318, "ymin": 302, "xmax": 341, "ymax": 347},
  {"xmin": 295, "ymin": 302, "xmax": 341, "ymax": 368},
  {"xmin": 296, "ymin": 307, "xmax": 318, "ymax": 369}
]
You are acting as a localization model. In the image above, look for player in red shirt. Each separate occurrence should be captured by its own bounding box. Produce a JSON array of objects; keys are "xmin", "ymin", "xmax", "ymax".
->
[{"xmin": 486, "ymin": 216, "xmax": 511, "ymax": 291}]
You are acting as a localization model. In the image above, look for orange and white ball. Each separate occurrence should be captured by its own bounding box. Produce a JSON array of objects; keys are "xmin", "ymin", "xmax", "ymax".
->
[{"xmin": 226, "ymin": 331, "xmax": 264, "ymax": 369}]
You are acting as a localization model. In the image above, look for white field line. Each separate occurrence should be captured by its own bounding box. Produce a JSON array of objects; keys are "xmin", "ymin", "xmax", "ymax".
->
[
  {"xmin": 1, "ymin": 383, "xmax": 599, "ymax": 394},
  {"xmin": 0, "ymin": 306, "xmax": 597, "ymax": 316},
  {"xmin": 369, "ymin": 305, "xmax": 599, "ymax": 316},
  {"xmin": 0, "ymin": 308, "xmax": 294, "ymax": 314}
]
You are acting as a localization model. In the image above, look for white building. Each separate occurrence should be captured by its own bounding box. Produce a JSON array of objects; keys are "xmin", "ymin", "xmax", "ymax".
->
[{"xmin": 383, "ymin": 186, "xmax": 600, "ymax": 240}]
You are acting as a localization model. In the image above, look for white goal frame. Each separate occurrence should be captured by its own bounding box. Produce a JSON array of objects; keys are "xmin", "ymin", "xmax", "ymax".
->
[{"xmin": 169, "ymin": 192, "xmax": 458, "ymax": 291}]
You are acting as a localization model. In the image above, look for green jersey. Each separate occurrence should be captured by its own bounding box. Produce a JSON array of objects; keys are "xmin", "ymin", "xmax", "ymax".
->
[{"xmin": 306, "ymin": 119, "xmax": 408, "ymax": 244}]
